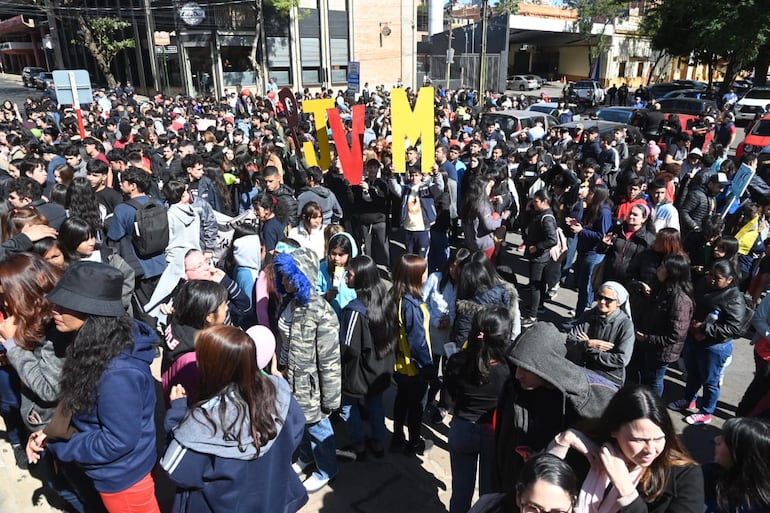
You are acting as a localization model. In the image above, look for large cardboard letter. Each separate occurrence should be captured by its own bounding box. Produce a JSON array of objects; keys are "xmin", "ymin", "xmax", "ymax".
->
[
  {"xmin": 301, "ymin": 98, "xmax": 335, "ymax": 169},
  {"xmin": 327, "ymin": 105, "xmax": 365, "ymax": 185},
  {"xmin": 391, "ymin": 87, "xmax": 435, "ymax": 173},
  {"xmin": 277, "ymin": 87, "xmax": 302, "ymax": 154}
]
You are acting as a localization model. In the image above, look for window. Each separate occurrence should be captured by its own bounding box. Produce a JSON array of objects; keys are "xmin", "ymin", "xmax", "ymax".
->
[
  {"xmin": 618, "ymin": 62, "xmax": 626, "ymax": 78},
  {"xmin": 299, "ymin": 8, "xmax": 321, "ymax": 84}
]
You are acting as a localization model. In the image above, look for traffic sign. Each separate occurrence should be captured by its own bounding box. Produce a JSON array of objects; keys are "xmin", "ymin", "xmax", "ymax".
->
[
  {"xmin": 347, "ymin": 61, "xmax": 360, "ymax": 93},
  {"xmin": 52, "ymin": 69, "xmax": 92, "ymax": 106}
]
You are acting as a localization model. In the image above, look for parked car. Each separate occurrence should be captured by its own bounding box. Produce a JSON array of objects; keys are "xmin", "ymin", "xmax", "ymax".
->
[
  {"xmin": 507, "ymin": 75, "xmax": 538, "ymax": 91},
  {"xmin": 736, "ymin": 113, "xmax": 770, "ymax": 159},
  {"xmin": 524, "ymin": 74, "xmax": 543, "ymax": 89},
  {"xmin": 526, "ymin": 102, "xmax": 580, "ymax": 120},
  {"xmin": 595, "ymin": 106, "xmax": 638, "ymax": 124},
  {"xmin": 480, "ymin": 110, "xmax": 559, "ymax": 140},
  {"xmin": 649, "ymin": 81, "xmax": 706, "ymax": 101},
  {"xmin": 735, "ymin": 87, "xmax": 770, "ymax": 122},
  {"xmin": 573, "ymin": 80, "xmax": 606, "ymax": 106},
  {"xmin": 731, "ymin": 79, "xmax": 753, "ymax": 96},
  {"xmin": 656, "ymin": 97, "xmax": 717, "ymax": 116},
  {"xmin": 21, "ymin": 66, "xmax": 46, "ymax": 87},
  {"xmin": 33, "ymin": 72, "xmax": 54, "ymax": 90},
  {"xmin": 555, "ymin": 119, "xmax": 628, "ymax": 140},
  {"xmin": 660, "ymin": 88, "xmax": 717, "ymax": 101}
]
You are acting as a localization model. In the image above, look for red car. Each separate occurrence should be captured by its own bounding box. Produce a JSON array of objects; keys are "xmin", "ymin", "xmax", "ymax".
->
[{"xmin": 737, "ymin": 113, "xmax": 770, "ymax": 159}]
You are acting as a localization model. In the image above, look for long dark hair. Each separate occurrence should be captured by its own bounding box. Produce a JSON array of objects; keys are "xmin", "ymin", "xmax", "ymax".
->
[
  {"xmin": 659, "ymin": 254, "xmax": 693, "ymax": 299},
  {"xmin": 461, "ymin": 306, "xmax": 510, "ymax": 385},
  {"xmin": 194, "ymin": 325, "xmax": 280, "ymax": 454},
  {"xmin": 58, "ymin": 217, "xmax": 96, "ymax": 263},
  {"xmin": 461, "ymin": 175, "xmax": 491, "ymax": 220},
  {"xmin": 393, "ymin": 254, "xmax": 426, "ymax": 300},
  {"xmin": 716, "ymin": 417, "xmax": 770, "ymax": 513},
  {"xmin": 347, "ymin": 255, "xmax": 398, "ymax": 359},
  {"xmin": 592, "ymin": 385, "xmax": 694, "ymax": 501},
  {"xmin": 65, "ymin": 177, "xmax": 103, "ymax": 233},
  {"xmin": 59, "ymin": 315, "xmax": 135, "ymax": 413},
  {"xmin": 171, "ymin": 280, "xmax": 229, "ymax": 329},
  {"xmin": 457, "ymin": 260, "xmax": 495, "ymax": 300},
  {"xmin": 583, "ymin": 184, "xmax": 612, "ymax": 228}
]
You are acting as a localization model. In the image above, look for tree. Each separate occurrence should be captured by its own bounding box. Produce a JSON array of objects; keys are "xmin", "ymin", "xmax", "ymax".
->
[
  {"xmin": 562, "ymin": 0, "xmax": 626, "ymax": 77},
  {"xmin": 493, "ymin": 0, "xmax": 519, "ymax": 16},
  {"xmin": 71, "ymin": 16, "xmax": 134, "ymax": 88},
  {"xmin": 641, "ymin": 0, "xmax": 770, "ymax": 92}
]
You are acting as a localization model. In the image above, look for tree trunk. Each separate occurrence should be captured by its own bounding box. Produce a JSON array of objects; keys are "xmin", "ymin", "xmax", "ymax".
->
[
  {"xmin": 754, "ymin": 43, "xmax": 770, "ymax": 87},
  {"xmin": 78, "ymin": 15, "xmax": 118, "ymax": 88}
]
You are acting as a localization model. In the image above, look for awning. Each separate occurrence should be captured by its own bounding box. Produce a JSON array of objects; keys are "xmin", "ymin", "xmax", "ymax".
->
[{"xmin": 0, "ymin": 15, "xmax": 35, "ymax": 37}]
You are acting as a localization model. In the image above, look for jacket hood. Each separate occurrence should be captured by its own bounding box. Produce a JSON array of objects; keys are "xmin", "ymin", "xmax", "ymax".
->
[
  {"xmin": 328, "ymin": 231, "xmax": 359, "ymax": 259},
  {"xmin": 131, "ymin": 320, "xmax": 160, "ymax": 365},
  {"xmin": 169, "ymin": 203, "xmax": 197, "ymax": 227},
  {"xmin": 310, "ymin": 186, "xmax": 332, "ymax": 199},
  {"xmin": 173, "ymin": 376, "xmax": 292, "ymax": 461},
  {"xmin": 273, "ymin": 184, "xmax": 295, "ymax": 198},
  {"xmin": 233, "ymin": 235, "xmax": 262, "ymax": 271},
  {"xmin": 509, "ymin": 322, "xmax": 608, "ymax": 418},
  {"xmin": 274, "ymin": 246, "xmax": 318, "ymax": 305},
  {"xmin": 456, "ymin": 282, "xmax": 519, "ymax": 318}
]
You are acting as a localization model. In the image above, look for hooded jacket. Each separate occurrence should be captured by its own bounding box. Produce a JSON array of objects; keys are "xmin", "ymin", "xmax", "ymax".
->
[
  {"xmin": 297, "ymin": 185, "xmax": 343, "ymax": 226},
  {"xmin": 269, "ymin": 184, "xmax": 299, "ymax": 227},
  {"xmin": 233, "ymin": 234, "xmax": 262, "ymax": 328},
  {"xmin": 274, "ymin": 247, "xmax": 341, "ymax": 423},
  {"xmin": 679, "ymin": 182, "xmax": 716, "ymax": 233},
  {"xmin": 161, "ymin": 376, "xmax": 308, "ymax": 513},
  {"xmin": 339, "ymin": 299, "xmax": 395, "ymax": 397},
  {"xmin": 634, "ymin": 284, "xmax": 694, "ymax": 364},
  {"xmin": 317, "ymin": 231, "xmax": 359, "ymax": 318},
  {"xmin": 453, "ymin": 282, "xmax": 521, "ymax": 346},
  {"xmin": 47, "ymin": 320, "xmax": 159, "ymax": 493},
  {"xmin": 494, "ymin": 322, "xmax": 617, "ymax": 493},
  {"xmin": 167, "ymin": 203, "xmax": 201, "ymax": 261}
]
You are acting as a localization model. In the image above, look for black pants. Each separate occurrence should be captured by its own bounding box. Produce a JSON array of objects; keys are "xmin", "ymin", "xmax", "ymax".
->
[
  {"xmin": 526, "ymin": 258, "xmax": 560, "ymax": 318},
  {"xmin": 393, "ymin": 373, "xmax": 428, "ymax": 442},
  {"xmin": 358, "ymin": 220, "xmax": 390, "ymax": 267}
]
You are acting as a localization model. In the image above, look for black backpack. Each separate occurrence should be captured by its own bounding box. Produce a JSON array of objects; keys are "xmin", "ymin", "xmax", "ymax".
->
[{"xmin": 127, "ymin": 198, "xmax": 169, "ymax": 258}]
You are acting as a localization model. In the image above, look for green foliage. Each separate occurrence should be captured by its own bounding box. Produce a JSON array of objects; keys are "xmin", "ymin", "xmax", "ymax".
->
[
  {"xmin": 71, "ymin": 17, "xmax": 135, "ymax": 67},
  {"xmin": 562, "ymin": 0, "xmax": 626, "ymax": 71},
  {"xmin": 642, "ymin": 0, "xmax": 770, "ymax": 86},
  {"xmin": 494, "ymin": 0, "xmax": 519, "ymax": 16},
  {"xmin": 265, "ymin": 0, "xmax": 299, "ymax": 16}
]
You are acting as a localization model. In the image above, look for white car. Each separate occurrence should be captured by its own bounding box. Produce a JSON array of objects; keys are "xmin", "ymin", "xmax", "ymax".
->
[
  {"xmin": 507, "ymin": 75, "xmax": 538, "ymax": 91},
  {"xmin": 573, "ymin": 80, "xmax": 606, "ymax": 106},
  {"xmin": 735, "ymin": 87, "xmax": 770, "ymax": 122}
]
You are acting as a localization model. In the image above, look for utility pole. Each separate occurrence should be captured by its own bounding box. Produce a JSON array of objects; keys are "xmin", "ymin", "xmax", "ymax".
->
[
  {"xmin": 478, "ymin": 0, "xmax": 489, "ymax": 96},
  {"xmin": 445, "ymin": 22, "xmax": 454, "ymax": 90}
]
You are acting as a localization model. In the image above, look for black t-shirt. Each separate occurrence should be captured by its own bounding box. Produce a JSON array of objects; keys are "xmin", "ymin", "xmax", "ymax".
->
[
  {"xmin": 444, "ymin": 352, "xmax": 510, "ymax": 423},
  {"xmin": 96, "ymin": 186, "xmax": 125, "ymax": 214},
  {"xmin": 261, "ymin": 216, "xmax": 286, "ymax": 256}
]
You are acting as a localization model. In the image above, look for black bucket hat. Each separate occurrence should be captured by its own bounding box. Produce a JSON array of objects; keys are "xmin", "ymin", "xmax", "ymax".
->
[{"xmin": 47, "ymin": 261, "xmax": 125, "ymax": 317}]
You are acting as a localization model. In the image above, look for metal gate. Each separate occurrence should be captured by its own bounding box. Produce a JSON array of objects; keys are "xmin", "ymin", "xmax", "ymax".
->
[{"xmin": 427, "ymin": 53, "xmax": 502, "ymax": 91}]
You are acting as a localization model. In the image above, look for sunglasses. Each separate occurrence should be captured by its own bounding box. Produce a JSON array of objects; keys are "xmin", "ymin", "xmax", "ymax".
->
[{"xmin": 596, "ymin": 294, "xmax": 617, "ymax": 304}]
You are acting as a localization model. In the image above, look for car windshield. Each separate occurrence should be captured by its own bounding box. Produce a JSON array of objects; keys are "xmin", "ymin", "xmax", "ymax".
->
[
  {"xmin": 575, "ymin": 81, "xmax": 592, "ymax": 88},
  {"xmin": 597, "ymin": 110, "xmax": 632, "ymax": 123},
  {"xmin": 746, "ymin": 90, "xmax": 770, "ymax": 100},
  {"xmin": 528, "ymin": 105, "xmax": 552, "ymax": 114},
  {"xmin": 751, "ymin": 120, "xmax": 770, "ymax": 136}
]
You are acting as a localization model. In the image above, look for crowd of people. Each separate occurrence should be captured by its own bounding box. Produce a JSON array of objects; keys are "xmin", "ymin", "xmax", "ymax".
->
[{"xmin": 0, "ymin": 78, "xmax": 770, "ymax": 513}]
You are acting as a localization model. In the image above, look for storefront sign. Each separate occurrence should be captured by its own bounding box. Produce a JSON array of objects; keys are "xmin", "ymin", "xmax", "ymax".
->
[{"xmin": 179, "ymin": 2, "xmax": 205, "ymax": 26}]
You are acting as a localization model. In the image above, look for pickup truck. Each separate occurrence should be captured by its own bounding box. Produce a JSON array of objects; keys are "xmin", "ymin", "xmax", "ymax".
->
[{"xmin": 573, "ymin": 80, "xmax": 606, "ymax": 106}]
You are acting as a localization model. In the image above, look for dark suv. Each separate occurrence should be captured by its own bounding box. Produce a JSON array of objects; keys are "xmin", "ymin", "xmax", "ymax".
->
[{"xmin": 22, "ymin": 66, "xmax": 46, "ymax": 87}]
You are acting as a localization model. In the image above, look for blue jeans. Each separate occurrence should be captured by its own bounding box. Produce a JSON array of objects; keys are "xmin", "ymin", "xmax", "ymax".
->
[
  {"xmin": 448, "ymin": 417, "xmax": 496, "ymax": 513},
  {"xmin": 299, "ymin": 418, "xmax": 338, "ymax": 481},
  {"xmin": 575, "ymin": 252, "xmax": 604, "ymax": 316},
  {"xmin": 561, "ymin": 235, "xmax": 579, "ymax": 285},
  {"xmin": 340, "ymin": 393, "xmax": 386, "ymax": 447},
  {"xmin": 0, "ymin": 364, "xmax": 23, "ymax": 446},
  {"xmin": 683, "ymin": 338, "xmax": 733, "ymax": 414}
]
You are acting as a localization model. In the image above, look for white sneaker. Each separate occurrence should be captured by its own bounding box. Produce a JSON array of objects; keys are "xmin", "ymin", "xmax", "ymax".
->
[
  {"xmin": 303, "ymin": 473, "xmax": 330, "ymax": 493},
  {"xmin": 292, "ymin": 458, "xmax": 312, "ymax": 475}
]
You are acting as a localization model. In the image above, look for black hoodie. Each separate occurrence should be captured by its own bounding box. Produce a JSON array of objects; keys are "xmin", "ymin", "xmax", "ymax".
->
[{"xmin": 493, "ymin": 322, "xmax": 617, "ymax": 493}]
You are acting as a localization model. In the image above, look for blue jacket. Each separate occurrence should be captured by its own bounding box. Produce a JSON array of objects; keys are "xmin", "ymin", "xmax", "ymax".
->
[
  {"xmin": 576, "ymin": 204, "xmax": 613, "ymax": 256},
  {"xmin": 161, "ymin": 376, "xmax": 308, "ymax": 513},
  {"xmin": 390, "ymin": 175, "xmax": 444, "ymax": 229},
  {"xmin": 107, "ymin": 195, "xmax": 168, "ymax": 278},
  {"xmin": 48, "ymin": 320, "xmax": 159, "ymax": 493},
  {"xmin": 394, "ymin": 295, "xmax": 434, "ymax": 377},
  {"xmin": 316, "ymin": 232, "xmax": 359, "ymax": 319}
]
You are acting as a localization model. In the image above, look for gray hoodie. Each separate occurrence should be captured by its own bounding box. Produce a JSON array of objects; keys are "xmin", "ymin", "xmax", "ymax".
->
[{"xmin": 297, "ymin": 186, "xmax": 343, "ymax": 225}]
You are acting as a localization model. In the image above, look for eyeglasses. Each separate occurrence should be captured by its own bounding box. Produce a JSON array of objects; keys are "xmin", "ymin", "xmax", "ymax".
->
[
  {"xmin": 596, "ymin": 294, "xmax": 617, "ymax": 304},
  {"xmin": 520, "ymin": 500, "xmax": 573, "ymax": 513}
]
